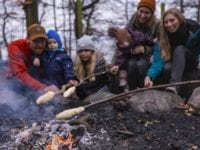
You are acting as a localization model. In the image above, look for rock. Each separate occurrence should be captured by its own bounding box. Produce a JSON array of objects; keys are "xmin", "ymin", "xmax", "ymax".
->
[
  {"xmin": 179, "ymin": 69, "xmax": 200, "ymax": 99},
  {"xmin": 83, "ymin": 92, "xmax": 114, "ymax": 103},
  {"xmin": 127, "ymin": 90, "xmax": 182, "ymax": 114},
  {"xmin": 188, "ymin": 87, "xmax": 200, "ymax": 108}
]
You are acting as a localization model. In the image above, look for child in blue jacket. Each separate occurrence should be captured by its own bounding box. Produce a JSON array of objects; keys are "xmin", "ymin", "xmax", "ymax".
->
[{"xmin": 33, "ymin": 30, "xmax": 76, "ymax": 89}]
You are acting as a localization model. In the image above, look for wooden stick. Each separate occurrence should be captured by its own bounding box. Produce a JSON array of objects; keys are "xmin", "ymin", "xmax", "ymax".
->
[
  {"xmin": 56, "ymin": 79, "xmax": 200, "ymax": 120},
  {"xmin": 36, "ymin": 83, "xmax": 74, "ymax": 105},
  {"xmin": 36, "ymin": 70, "xmax": 109, "ymax": 104},
  {"xmin": 63, "ymin": 70, "xmax": 109, "ymax": 98}
]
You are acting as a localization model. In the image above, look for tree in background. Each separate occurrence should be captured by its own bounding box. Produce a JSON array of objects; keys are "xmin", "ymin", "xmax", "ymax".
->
[
  {"xmin": 74, "ymin": 0, "xmax": 82, "ymax": 39},
  {"xmin": 17, "ymin": 0, "xmax": 39, "ymax": 28}
]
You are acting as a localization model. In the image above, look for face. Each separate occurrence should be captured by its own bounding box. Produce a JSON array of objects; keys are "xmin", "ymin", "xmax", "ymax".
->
[
  {"xmin": 78, "ymin": 49, "xmax": 93, "ymax": 62},
  {"xmin": 29, "ymin": 38, "xmax": 47, "ymax": 54},
  {"xmin": 116, "ymin": 29, "xmax": 132, "ymax": 48},
  {"xmin": 164, "ymin": 13, "xmax": 181, "ymax": 33},
  {"xmin": 137, "ymin": 7, "xmax": 152, "ymax": 24},
  {"xmin": 48, "ymin": 38, "xmax": 58, "ymax": 51}
]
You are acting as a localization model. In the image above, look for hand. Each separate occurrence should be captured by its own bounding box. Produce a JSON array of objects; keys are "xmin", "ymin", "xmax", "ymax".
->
[
  {"xmin": 110, "ymin": 65, "xmax": 119, "ymax": 75},
  {"xmin": 144, "ymin": 76, "xmax": 153, "ymax": 87},
  {"xmin": 43, "ymin": 85, "xmax": 59, "ymax": 93},
  {"xmin": 33, "ymin": 58, "xmax": 40, "ymax": 67},
  {"xmin": 153, "ymin": 38, "xmax": 158, "ymax": 43},
  {"xmin": 131, "ymin": 45, "xmax": 145, "ymax": 55},
  {"xmin": 68, "ymin": 80, "xmax": 78, "ymax": 86}
]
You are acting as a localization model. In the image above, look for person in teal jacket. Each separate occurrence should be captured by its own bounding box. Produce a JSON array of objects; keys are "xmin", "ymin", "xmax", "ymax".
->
[
  {"xmin": 144, "ymin": 43, "xmax": 164, "ymax": 87},
  {"xmin": 144, "ymin": 8, "xmax": 200, "ymax": 98}
]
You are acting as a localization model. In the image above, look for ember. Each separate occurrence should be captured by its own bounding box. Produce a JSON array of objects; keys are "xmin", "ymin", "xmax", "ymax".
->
[{"xmin": 45, "ymin": 133, "xmax": 73, "ymax": 150}]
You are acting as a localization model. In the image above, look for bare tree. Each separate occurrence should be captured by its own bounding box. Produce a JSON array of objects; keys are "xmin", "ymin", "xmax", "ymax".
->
[
  {"xmin": 1, "ymin": 0, "xmax": 9, "ymax": 48},
  {"xmin": 68, "ymin": 0, "xmax": 73, "ymax": 55},
  {"xmin": 197, "ymin": 0, "xmax": 200, "ymax": 23},
  {"xmin": 22, "ymin": 0, "xmax": 39, "ymax": 28},
  {"xmin": 53, "ymin": 0, "xmax": 57, "ymax": 30},
  {"xmin": 74, "ymin": 0, "xmax": 83, "ymax": 39},
  {"xmin": 180, "ymin": 0, "xmax": 184, "ymax": 13},
  {"xmin": 62, "ymin": 0, "xmax": 68, "ymax": 51}
]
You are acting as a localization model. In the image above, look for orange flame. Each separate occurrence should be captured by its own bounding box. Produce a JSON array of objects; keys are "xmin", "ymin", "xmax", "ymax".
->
[{"xmin": 45, "ymin": 133, "xmax": 73, "ymax": 150}]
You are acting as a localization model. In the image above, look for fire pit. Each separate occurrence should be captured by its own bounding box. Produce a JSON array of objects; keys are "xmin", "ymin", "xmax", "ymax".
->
[{"xmin": 0, "ymin": 61, "xmax": 200, "ymax": 149}]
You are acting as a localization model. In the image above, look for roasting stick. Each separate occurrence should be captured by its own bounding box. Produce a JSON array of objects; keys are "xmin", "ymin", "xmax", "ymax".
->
[
  {"xmin": 63, "ymin": 70, "xmax": 109, "ymax": 98},
  {"xmin": 36, "ymin": 83, "xmax": 74, "ymax": 105},
  {"xmin": 56, "ymin": 79, "xmax": 200, "ymax": 120},
  {"xmin": 36, "ymin": 70, "xmax": 109, "ymax": 105}
]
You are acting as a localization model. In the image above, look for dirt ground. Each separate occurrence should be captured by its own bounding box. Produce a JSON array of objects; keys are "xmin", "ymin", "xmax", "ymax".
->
[
  {"xmin": 0, "ymin": 60, "xmax": 200, "ymax": 150},
  {"xmin": 0, "ymin": 99, "xmax": 200, "ymax": 150}
]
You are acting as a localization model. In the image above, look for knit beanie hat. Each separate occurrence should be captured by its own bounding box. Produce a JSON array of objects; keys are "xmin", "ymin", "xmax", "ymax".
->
[
  {"xmin": 47, "ymin": 30, "xmax": 62, "ymax": 49},
  {"xmin": 137, "ymin": 0, "xmax": 156, "ymax": 13},
  {"xmin": 77, "ymin": 35, "xmax": 97, "ymax": 52}
]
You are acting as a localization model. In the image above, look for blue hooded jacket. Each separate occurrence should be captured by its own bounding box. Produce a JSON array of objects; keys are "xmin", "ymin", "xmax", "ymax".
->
[
  {"xmin": 41, "ymin": 30, "xmax": 75, "ymax": 88},
  {"xmin": 47, "ymin": 29, "xmax": 63, "ymax": 50}
]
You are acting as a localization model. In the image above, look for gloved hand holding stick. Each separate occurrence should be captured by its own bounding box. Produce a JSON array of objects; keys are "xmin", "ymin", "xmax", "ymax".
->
[
  {"xmin": 36, "ymin": 82, "xmax": 74, "ymax": 105},
  {"xmin": 62, "ymin": 70, "xmax": 109, "ymax": 98},
  {"xmin": 56, "ymin": 79, "xmax": 200, "ymax": 120},
  {"xmin": 36, "ymin": 70, "xmax": 109, "ymax": 105}
]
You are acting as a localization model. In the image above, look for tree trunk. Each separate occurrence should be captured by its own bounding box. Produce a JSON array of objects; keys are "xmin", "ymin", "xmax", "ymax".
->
[
  {"xmin": 62, "ymin": 0, "xmax": 67, "ymax": 51},
  {"xmin": 161, "ymin": 2, "xmax": 165, "ymax": 17},
  {"xmin": 68, "ymin": 0, "xmax": 73, "ymax": 55},
  {"xmin": 180, "ymin": 0, "xmax": 184, "ymax": 13},
  {"xmin": 53, "ymin": 0, "xmax": 57, "ymax": 30},
  {"xmin": 2, "ymin": 0, "xmax": 8, "ymax": 48},
  {"xmin": 23, "ymin": 0, "xmax": 39, "ymax": 28},
  {"xmin": 197, "ymin": 0, "xmax": 200, "ymax": 23},
  {"xmin": 75, "ymin": 0, "xmax": 82, "ymax": 39}
]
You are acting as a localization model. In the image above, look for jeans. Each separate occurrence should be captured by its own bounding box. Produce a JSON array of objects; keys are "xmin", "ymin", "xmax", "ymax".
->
[
  {"xmin": 163, "ymin": 45, "xmax": 199, "ymax": 92},
  {"xmin": 127, "ymin": 57, "xmax": 151, "ymax": 90}
]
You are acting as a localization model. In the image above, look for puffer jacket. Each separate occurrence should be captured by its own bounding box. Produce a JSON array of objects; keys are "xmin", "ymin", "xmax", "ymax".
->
[
  {"xmin": 41, "ymin": 49, "xmax": 75, "ymax": 88},
  {"xmin": 7, "ymin": 39, "xmax": 46, "ymax": 90},
  {"xmin": 146, "ymin": 43, "xmax": 164, "ymax": 80}
]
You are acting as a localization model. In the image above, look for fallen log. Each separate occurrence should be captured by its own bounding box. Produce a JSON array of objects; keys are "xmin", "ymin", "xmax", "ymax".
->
[{"xmin": 56, "ymin": 80, "xmax": 200, "ymax": 120}]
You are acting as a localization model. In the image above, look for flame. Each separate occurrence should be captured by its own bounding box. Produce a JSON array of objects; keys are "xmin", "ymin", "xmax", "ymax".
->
[{"xmin": 45, "ymin": 133, "xmax": 73, "ymax": 150}]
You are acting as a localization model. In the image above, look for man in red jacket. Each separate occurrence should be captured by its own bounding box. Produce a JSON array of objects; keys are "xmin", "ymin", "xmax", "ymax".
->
[{"xmin": 7, "ymin": 24, "xmax": 59, "ymax": 95}]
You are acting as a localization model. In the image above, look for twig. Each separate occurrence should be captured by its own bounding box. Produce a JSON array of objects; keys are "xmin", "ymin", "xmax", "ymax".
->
[{"xmin": 56, "ymin": 80, "xmax": 200, "ymax": 119}]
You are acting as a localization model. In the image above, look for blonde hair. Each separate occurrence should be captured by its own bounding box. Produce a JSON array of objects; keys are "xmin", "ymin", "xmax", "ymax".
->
[
  {"xmin": 75, "ymin": 51, "xmax": 97, "ymax": 81},
  {"xmin": 160, "ymin": 8, "xmax": 185, "ymax": 61}
]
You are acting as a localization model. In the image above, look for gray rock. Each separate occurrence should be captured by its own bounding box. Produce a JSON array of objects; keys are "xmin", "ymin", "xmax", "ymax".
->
[
  {"xmin": 188, "ymin": 87, "xmax": 200, "ymax": 108},
  {"xmin": 127, "ymin": 90, "xmax": 182, "ymax": 114}
]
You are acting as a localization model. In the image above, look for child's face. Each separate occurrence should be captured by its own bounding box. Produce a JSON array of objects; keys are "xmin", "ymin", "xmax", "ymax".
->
[
  {"xmin": 78, "ymin": 49, "xmax": 93, "ymax": 62},
  {"xmin": 48, "ymin": 38, "xmax": 58, "ymax": 50}
]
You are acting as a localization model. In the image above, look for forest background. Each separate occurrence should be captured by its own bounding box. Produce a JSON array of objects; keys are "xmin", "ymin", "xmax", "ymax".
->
[{"xmin": 0, "ymin": 0, "xmax": 200, "ymax": 62}]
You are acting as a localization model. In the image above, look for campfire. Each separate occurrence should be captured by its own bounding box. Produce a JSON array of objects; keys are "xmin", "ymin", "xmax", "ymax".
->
[{"xmin": 45, "ymin": 133, "xmax": 73, "ymax": 150}]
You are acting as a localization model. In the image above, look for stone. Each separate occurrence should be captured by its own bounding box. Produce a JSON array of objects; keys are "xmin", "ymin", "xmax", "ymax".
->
[
  {"xmin": 188, "ymin": 87, "xmax": 200, "ymax": 108},
  {"xmin": 127, "ymin": 90, "xmax": 182, "ymax": 114}
]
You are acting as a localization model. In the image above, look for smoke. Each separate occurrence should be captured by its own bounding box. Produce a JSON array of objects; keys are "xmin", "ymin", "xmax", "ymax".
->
[{"xmin": 0, "ymin": 61, "xmax": 57, "ymax": 122}]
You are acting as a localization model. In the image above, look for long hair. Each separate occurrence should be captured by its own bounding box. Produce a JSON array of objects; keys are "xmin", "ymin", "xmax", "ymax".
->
[
  {"xmin": 160, "ymin": 8, "xmax": 185, "ymax": 61},
  {"xmin": 134, "ymin": 12, "xmax": 157, "ymax": 33},
  {"xmin": 75, "ymin": 51, "xmax": 97, "ymax": 81}
]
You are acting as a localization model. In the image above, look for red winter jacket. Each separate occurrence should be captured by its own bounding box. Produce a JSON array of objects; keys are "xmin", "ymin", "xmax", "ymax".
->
[{"xmin": 7, "ymin": 39, "xmax": 46, "ymax": 90}]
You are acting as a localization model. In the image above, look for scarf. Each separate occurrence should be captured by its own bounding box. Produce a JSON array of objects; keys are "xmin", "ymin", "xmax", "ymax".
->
[{"xmin": 167, "ymin": 22, "xmax": 189, "ymax": 51}]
